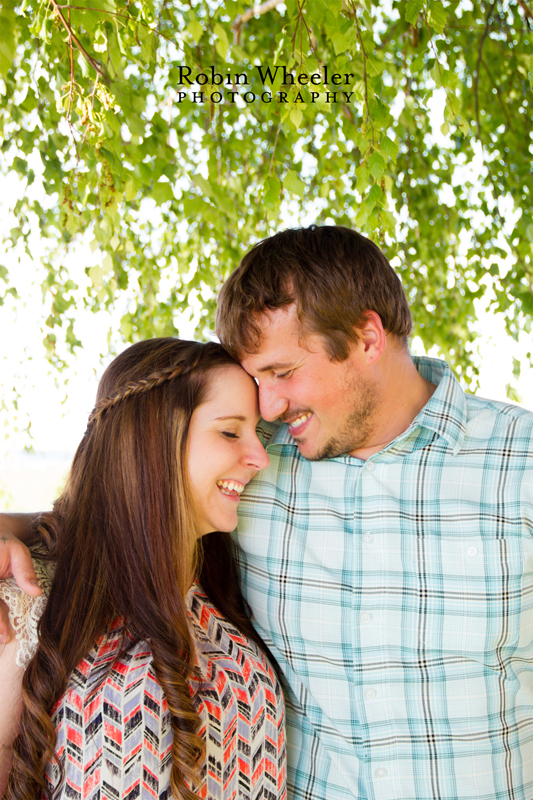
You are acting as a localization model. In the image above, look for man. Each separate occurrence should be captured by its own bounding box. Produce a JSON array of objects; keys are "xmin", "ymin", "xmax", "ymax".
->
[
  {"xmin": 213, "ymin": 226, "xmax": 533, "ymax": 800},
  {"xmin": 2, "ymin": 225, "xmax": 533, "ymax": 799}
]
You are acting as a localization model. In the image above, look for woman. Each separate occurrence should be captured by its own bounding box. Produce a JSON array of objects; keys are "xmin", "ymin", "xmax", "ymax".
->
[{"xmin": 0, "ymin": 338, "xmax": 286, "ymax": 799}]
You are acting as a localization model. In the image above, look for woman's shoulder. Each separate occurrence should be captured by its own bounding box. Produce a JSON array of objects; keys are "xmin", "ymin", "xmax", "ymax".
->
[
  {"xmin": 0, "ymin": 557, "xmax": 54, "ymax": 667},
  {"xmin": 186, "ymin": 581, "xmax": 283, "ymax": 703},
  {"xmin": 187, "ymin": 581, "xmax": 268, "ymax": 663}
]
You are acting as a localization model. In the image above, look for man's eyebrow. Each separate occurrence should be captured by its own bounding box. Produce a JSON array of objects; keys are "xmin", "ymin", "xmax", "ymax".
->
[
  {"xmin": 214, "ymin": 415, "xmax": 246, "ymax": 421},
  {"xmin": 256, "ymin": 362, "xmax": 294, "ymax": 373}
]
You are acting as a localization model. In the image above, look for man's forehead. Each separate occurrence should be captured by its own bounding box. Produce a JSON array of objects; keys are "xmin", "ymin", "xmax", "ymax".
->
[
  {"xmin": 234, "ymin": 308, "xmax": 291, "ymax": 367},
  {"xmin": 252, "ymin": 304, "xmax": 298, "ymax": 333},
  {"xmin": 238, "ymin": 338, "xmax": 296, "ymax": 372},
  {"xmin": 239, "ymin": 321, "xmax": 323, "ymax": 375},
  {"xmin": 258, "ymin": 302, "xmax": 313, "ymax": 343}
]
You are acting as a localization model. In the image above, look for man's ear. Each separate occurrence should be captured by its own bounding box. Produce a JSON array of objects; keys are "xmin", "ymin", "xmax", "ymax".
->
[{"xmin": 355, "ymin": 310, "xmax": 387, "ymax": 364}]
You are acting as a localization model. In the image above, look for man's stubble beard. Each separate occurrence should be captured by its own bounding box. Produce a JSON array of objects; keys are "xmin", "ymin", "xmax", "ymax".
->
[{"xmin": 307, "ymin": 372, "xmax": 379, "ymax": 461}]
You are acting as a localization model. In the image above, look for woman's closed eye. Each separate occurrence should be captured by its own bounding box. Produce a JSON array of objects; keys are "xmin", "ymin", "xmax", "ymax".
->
[{"xmin": 221, "ymin": 431, "xmax": 239, "ymax": 439}]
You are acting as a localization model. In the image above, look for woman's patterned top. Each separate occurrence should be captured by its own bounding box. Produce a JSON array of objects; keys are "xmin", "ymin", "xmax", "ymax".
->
[{"xmin": 0, "ymin": 570, "xmax": 286, "ymax": 799}]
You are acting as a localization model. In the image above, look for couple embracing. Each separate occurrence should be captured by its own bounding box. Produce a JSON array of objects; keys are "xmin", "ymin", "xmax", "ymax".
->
[{"xmin": 1, "ymin": 225, "xmax": 532, "ymax": 800}]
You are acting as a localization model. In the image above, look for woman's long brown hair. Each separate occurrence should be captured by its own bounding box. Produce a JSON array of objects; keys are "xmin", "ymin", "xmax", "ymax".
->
[{"xmin": 5, "ymin": 338, "xmax": 262, "ymax": 800}]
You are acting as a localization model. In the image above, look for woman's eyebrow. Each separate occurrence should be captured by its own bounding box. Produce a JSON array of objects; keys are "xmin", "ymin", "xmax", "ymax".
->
[{"xmin": 214, "ymin": 415, "xmax": 246, "ymax": 421}]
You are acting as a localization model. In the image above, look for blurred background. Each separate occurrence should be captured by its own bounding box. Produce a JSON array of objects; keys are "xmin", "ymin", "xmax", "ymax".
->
[{"xmin": 2, "ymin": 0, "xmax": 532, "ymax": 510}]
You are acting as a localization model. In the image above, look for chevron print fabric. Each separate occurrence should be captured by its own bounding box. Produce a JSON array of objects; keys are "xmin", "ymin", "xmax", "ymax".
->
[{"xmin": 45, "ymin": 583, "xmax": 286, "ymax": 799}]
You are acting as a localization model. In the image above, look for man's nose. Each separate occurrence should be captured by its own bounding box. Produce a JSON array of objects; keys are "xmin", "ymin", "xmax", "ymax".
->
[{"xmin": 258, "ymin": 382, "xmax": 289, "ymax": 422}]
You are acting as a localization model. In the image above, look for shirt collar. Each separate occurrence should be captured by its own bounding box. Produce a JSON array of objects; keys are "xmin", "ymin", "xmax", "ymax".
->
[
  {"xmin": 410, "ymin": 356, "xmax": 467, "ymax": 455},
  {"xmin": 257, "ymin": 356, "xmax": 467, "ymax": 456}
]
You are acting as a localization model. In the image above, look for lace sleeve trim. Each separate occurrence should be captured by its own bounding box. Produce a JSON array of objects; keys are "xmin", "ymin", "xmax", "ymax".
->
[{"xmin": 0, "ymin": 559, "xmax": 54, "ymax": 667}]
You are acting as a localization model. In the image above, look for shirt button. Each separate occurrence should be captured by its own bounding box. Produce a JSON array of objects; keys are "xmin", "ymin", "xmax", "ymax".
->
[
  {"xmin": 362, "ymin": 532, "xmax": 374, "ymax": 543},
  {"xmin": 375, "ymin": 768, "xmax": 388, "ymax": 778},
  {"xmin": 467, "ymin": 546, "xmax": 478, "ymax": 556},
  {"xmin": 360, "ymin": 612, "xmax": 372, "ymax": 623},
  {"xmin": 365, "ymin": 688, "xmax": 376, "ymax": 699},
  {"xmin": 366, "ymin": 461, "xmax": 375, "ymax": 471}
]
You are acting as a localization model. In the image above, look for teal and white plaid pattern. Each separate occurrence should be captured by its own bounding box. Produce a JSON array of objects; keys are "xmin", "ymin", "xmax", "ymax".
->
[{"xmin": 235, "ymin": 357, "xmax": 533, "ymax": 800}]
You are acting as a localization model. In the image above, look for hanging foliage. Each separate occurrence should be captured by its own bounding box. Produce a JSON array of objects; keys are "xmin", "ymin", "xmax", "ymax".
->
[{"xmin": 1, "ymin": 0, "xmax": 532, "ymax": 386}]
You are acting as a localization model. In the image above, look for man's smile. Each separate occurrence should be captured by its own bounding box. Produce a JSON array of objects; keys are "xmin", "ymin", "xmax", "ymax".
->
[{"xmin": 287, "ymin": 412, "xmax": 313, "ymax": 436}]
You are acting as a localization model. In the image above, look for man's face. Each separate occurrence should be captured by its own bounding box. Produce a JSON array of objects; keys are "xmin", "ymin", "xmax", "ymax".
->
[{"xmin": 239, "ymin": 304, "xmax": 380, "ymax": 460}]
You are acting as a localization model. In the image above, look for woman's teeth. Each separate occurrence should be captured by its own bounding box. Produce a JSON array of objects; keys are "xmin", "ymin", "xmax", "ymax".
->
[
  {"xmin": 290, "ymin": 412, "xmax": 312, "ymax": 430},
  {"xmin": 216, "ymin": 480, "xmax": 245, "ymax": 495}
]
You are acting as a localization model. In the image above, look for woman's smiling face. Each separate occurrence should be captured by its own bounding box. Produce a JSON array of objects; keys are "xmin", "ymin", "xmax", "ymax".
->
[{"xmin": 187, "ymin": 364, "xmax": 270, "ymax": 537}]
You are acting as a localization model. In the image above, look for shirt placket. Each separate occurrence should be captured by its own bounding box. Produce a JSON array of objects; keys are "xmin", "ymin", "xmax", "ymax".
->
[{"xmin": 355, "ymin": 455, "xmax": 405, "ymax": 800}]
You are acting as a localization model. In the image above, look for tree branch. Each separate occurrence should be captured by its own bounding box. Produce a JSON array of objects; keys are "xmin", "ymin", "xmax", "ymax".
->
[
  {"xmin": 471, "ymin": 2, "xmax": 528, "ymax": 288},
  {"xmin": 353, "ymin": 6, "xmax": 375, "ymax": 146},
  {"xmin": 268, "ymin": 120, "xmax": 282, "ymax": 177},
  {"xmin": 480, "ymin": 56, "xmax": 516, "ymax": 134},
  {"xmin": 232, "ymin": 0, "xmax": 284, "ymax": 44},
  {"xmin": 516, "ymin": 0, "xmax": 533, "ymax": 22},
  {"xmin": 474, "ymin": 0, "xmax": 497, "ymax": 140},
  {"xmin": 55, "ymin": 6, "xmax": 178, "ymax": 45},
  {"xmin": 65, "ymin": 3, "xmax": 81, "ymax": 161},
  {"xmin": 49, "ymin": 0, "xmax": 108, "ymax": 81}
]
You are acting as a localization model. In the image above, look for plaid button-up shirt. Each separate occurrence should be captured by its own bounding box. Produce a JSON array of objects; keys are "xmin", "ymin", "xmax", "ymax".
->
[{"xmin": 235, "ymin": 357, "xmax": 533, "ymax": 800}]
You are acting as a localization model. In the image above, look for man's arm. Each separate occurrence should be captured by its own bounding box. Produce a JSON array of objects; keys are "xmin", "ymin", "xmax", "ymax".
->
[
  {"xmin": 0, "ymin": 514, "xmax": 42, "ymax": 640},
  {"xmin": 0, "ymin": 513, "xmax": 39, "ymax": 546}
]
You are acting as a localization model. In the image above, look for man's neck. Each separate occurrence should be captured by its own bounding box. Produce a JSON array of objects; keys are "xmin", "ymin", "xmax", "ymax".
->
[{"xmin": 349, "ymin": 354, "xmax": 437, "ymax": 461}]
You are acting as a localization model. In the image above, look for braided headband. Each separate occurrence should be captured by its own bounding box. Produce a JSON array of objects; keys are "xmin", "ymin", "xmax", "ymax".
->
[{"xmin": 84, "ymin": 350, "xmax": 204, "ymax": 435}]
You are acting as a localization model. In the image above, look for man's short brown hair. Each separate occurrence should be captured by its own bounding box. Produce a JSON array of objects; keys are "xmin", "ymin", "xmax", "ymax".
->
[{"xmin": 216, "ymin": 225, "xmax": 413, "ymax": 361}]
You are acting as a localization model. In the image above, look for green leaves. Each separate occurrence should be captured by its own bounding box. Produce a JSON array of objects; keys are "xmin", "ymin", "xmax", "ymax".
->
[
  {"xmin": 368, "ymin": 152, "xmax": 386, "ymax": 181},
  {"xmin": 328, "ymin": 0, "xmax": 343, "ymax": 17},
  {"xmin": 186, "ymin": 13, "xmax": 203, "ymax": 44},
  {"xmin": 330, "ymin": 31, "xmax": 350, "ymax": 56},
  {"xmin": 0, "ymin": 0, "xmax": 18, "ymax": 77},
  {"xmin": 404, "ymin": 0, "xmax": 424, "ymax": 26},
  {"xmin": 355, "ymin": 182, "xmax": 385, "ymax": 227},
  {"xmin": 381, "ymin": 136, "xmax": 399, "ymax": 161},
  {"xmin": 506, "ymin": 383, "xmax": 523, "ymax": 404},
  {"xmin": 284, "ymin": 170, "xmax": 305, "ymax": 198},
  {"xmin": 263, "ymin": 177, "xmax": 281, "ymax": 210},
  {"xmin": 404, "ymin": 1, "xmax": 448, "ymax": 36},
  {"xmin": 289, "ymin": 107, "xmax": 303, "ymax": 128},
  {"xmin": 152, "ymin": 181, "xmax": 174, "ymax": 205},
  {"xmin": 93, "ymin": 26, "xmax": 108, "ymax": 54},
  {"xmin": 213, "ymin": 23, "xmax": 229, "ymax": 61},
  {"xmin": 0, "ymin": 0, "xmax": 531, "ymax": 396},
  {"xmin": 426, "ymin": 1, "xmax": 448, "ymax": 34}
]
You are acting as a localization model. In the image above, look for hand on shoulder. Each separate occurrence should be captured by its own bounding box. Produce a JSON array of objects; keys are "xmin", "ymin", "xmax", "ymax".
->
[{"xmin": 0, "ymin": 514, "xmax": 42, "ymax": 641}]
